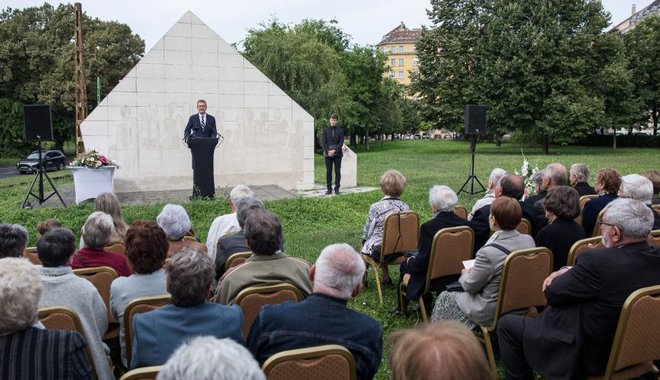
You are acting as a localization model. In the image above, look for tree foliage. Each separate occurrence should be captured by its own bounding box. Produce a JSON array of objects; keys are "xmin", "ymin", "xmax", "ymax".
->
[{"xmin": 0, "ymin": 4, "xmax": 144, "ymax": 152}]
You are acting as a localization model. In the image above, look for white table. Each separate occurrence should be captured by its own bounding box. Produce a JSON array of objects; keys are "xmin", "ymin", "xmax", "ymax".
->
[{"xmin": 70, "ymin": 166, "xmax": 117, "ymax": 204}]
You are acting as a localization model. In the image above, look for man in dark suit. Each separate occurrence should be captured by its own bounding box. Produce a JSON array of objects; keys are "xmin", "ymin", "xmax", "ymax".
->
[
  {"xmin": 570, "ymin": 163, "xmax": 596, "ymax": 196},
  {"xmin": 322, "ymin": 113, "xmax": 344, "ymax": 195},
  {"xmin": 397, "ymin": 185, "xmax": 471, "ymax": 312},
  {"xmin": 619, "ymin": 174, "xmax": 660, "ymax": 230},
  {"xmin": 183, "ymin": 99, "xmax": 217, "ymax": 144},
  {"xmin": 498, "ymin": 198, "xmax": 660, "ymax": 380},
  {"xmin": 471, "ymin": 174, "xmax": 544, "ymax": 252}
]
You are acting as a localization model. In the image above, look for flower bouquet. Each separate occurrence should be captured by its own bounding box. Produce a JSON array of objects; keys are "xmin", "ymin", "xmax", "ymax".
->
[
  {"xmin": 513, "ymin": 150, "xmax": 539, "ymax": 199},
  {"xmin": 70, "ymin": 149, "xmax": 118, "ymax": 169}
]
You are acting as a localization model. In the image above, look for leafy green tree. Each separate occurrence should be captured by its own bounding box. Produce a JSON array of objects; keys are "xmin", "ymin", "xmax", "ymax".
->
[
  {"xmin": 0, "ymin": 4, "xmax": 144, "ymax": 151},
  {"xmin": 625, "ymin": 14, "xmax": 660, "ymax": 136}
]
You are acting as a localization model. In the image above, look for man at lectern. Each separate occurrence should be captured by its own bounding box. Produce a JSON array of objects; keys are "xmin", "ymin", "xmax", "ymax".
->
[{"xmin": 183, "ymin": 99, "xmax": 217, "ymax": 144}]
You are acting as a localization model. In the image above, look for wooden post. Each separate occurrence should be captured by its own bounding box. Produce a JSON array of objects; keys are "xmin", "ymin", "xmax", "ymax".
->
[{"xmin": 74, "ymin": 3, "xmax": 86, "ymax": 157}]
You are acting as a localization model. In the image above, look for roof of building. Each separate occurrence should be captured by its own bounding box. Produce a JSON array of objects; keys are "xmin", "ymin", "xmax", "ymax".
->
[
  {"xmin": 376, "ymin": 22, "xmax": 422, "ymax": 46},
  {"xmin": 609, "ymin": 0, "xmax": 659, "ymax": 33}
]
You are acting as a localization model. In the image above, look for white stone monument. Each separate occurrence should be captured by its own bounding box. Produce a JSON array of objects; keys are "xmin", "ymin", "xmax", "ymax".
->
[{"xmin": 80, "ymin": 11, "xmax": 320, "ymax": 193}]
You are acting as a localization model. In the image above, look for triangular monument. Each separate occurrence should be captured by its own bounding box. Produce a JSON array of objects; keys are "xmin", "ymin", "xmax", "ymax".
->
[{"xmin": 81, "ymin": 11, "xmax": 316, "ymax": 193}]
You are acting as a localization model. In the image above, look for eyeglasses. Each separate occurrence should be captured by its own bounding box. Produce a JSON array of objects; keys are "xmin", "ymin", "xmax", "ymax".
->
[{"xmin": 598, "ymin": 221, "xmax": 617, "ymax": 228}]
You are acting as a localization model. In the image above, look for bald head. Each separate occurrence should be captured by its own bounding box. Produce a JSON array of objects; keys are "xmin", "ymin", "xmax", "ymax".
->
[
  {"xmin": 498, "ymin": 174, "xmax": 524, "ymax": 200},
  {"xmin": 544, "ymin": 163, "xmax": 568, "ymax": 188}
]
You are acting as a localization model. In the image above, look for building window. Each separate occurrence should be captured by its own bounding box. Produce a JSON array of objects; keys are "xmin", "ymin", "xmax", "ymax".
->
[
  {"xmin": 398, "ymin": 70, "xmax": 404, "ymax": 78},
  {"xmin": 390, "ymin": 70, "xmax": 395, "ymax": 78},
  {"xmin": 413, "ymin": 58, "xmax": 419, "ymax": 66},
  {"xmin": 399, "ymin": 58, "xmax": 404, "ymax": 66},
  {"xmin": 390, "ymin": 58, "xmax": 396, "ymax": 67},
  {"xmin": 390, "ymin": 46, "xmax": 395, "ymax": 53},
  {"xmin": 398, "ymin": 45, "xmax": 404, "ymax": 53}
]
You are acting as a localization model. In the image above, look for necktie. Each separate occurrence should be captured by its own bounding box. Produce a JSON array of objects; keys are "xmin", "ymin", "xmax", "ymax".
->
[{"xmin": 201, "ymin": 115, "xmax": 206, "ymax": 131}]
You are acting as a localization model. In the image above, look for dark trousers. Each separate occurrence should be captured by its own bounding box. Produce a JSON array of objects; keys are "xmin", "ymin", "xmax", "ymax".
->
[
  {"xmin": 324, "ymin": 155, "xmax": 342, "ymax": 191},
  {"xmin": 497, "ymin": 314, "xmax": 535, "ymax": 380}
]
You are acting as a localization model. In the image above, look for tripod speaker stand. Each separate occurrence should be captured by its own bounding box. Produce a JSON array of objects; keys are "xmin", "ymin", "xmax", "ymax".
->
[
  {"xmin": 457, "ymin": 135, "xmax": 486, "ymax": 201},
  {"xmin": 458, "ymin": 105, "xmax": 487, "ymax": 201},
  {"xmin": 21, "ymin": 105, "xmax": 66, "ymax": 209}
]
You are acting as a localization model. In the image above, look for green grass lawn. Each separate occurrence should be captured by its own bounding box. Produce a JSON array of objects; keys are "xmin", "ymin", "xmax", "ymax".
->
[{"xmin": 1, "ymin": 139, "xmax": 659, "ymax": 379}]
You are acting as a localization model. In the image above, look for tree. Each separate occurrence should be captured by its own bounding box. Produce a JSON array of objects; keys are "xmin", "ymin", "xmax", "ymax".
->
[
  {"xmin": 0, "ymin": 4, "xmax": 144, "ymax": 151},
  {"xmin": 625, "ymin": 14, "xmax": 660, "ymax": 136}
]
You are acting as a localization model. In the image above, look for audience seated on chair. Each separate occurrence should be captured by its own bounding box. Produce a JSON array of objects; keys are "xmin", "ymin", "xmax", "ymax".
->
[
  {"xmin": 388, "ymin": 321, "xmax": 491, "ymax": 380},
  {"xmin": 214, "ymin": 209, "xmax": 311, "ymax": 305},
  {"xmin": 535, "ymin": 186, "xmax": 586, "ymax": 270},
  {"xmin": 361, "ymin": 169, "xmax": 410, "ymax": 284},
  {"xmin": 71, "ymin": 211, "xmax": 131, "ymax": 277},
  {"xmin": 37, "ymin": 227, "xmax": 113, "ymax": 380},
  {"xmin": 247, "ymin": 243, "xmax": 383, "ymax": 380},
  {"xmin": 0, "ymin": 223, "xmax": 28, "ymax": 259},
  {"xmin": 131, "ymin": 248, "xmax": 243, "ymax": 369},
  {"xmin": 644, "ymin": 169, "xmax": 660, "ymax": 205},
  {"xmin": 620, "ymin": 174, "xmax": 660, "ymax": 229},
  {"xmin": 530, "ymin": 162, "xmax": 567, "ymax": 216},
  {"xmin": 95, "ymin": 192, "xmax": 129, "ymax": 243},
  {"xmin": 110, "ymin": 220, "xmax": 169, "ymax": 369},
  {"xmin": 0, "ymin": 257, "xmax": 93, "ymax": 380},
  {"xmin": 498, "ymin": 198, "xmax": 660, "ymax": 379},
  {"xmin": 581, "ymin": 168, "xmax": 621, "ymax": 236},
  {"xmin": 523, "ymin": 169, "xmax": 546, "ymax": 205},
  {"xmin": 431, "ymin": 197, "xmax": 535, "ymax": 329},
  {"xmin": 469, "ymin": 168, "xmax": 506, "ymax": 221},
  {"xmin": 470, "ymin": 173, "xmax": 544, "ymax": 250},
  {"xmin": 157, "ymin": 204, "xmax": 208, "ymax": 258},
  {"xmin": 159, "ymin": 336, "xmax": 265, "ymax": 380},
  {"xmin": 215, "ymin": 196, "xmax": 264, "ymax": 280},
  {"xmin": 397, "ymin": 185, "xmax": 471, "ymax": 313},
  {"xmin": 570, "ymin": 163, "xmax": 596, "ymax": 196},
  {"xmin": 207, "ymin": 184, "xmax": 254, "ymax": 261}
]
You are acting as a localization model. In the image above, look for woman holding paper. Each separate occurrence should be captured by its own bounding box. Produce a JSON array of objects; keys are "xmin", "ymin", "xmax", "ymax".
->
[{"xmin": 430, "ymin": 197, "xmax": 534, "ymax": 329}]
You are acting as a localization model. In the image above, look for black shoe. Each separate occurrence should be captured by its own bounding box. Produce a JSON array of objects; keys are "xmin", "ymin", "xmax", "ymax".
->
[
  {"xmin": 325, "ymin": 190, "xmax": 332, "ymax": 195},
  {"xmin": 334, "ymin": 189, "xmax": 341, "ymax": 195}
]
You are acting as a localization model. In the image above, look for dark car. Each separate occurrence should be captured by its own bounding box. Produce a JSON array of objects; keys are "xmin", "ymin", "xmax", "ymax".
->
[{"xmin": 16, "ymin": 150, "xmax": 67, "ymax": 174}]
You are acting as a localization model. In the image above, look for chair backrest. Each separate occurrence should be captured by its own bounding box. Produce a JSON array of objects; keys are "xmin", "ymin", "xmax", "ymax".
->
[
  {"xmin": 235, "ymin": 283, "xmax": 305, "ymax": 338},
  {"xmin": 593, "ymin": 209, "xmax": 606, "ymax": 237},
  {"xmin": 600, "ymin": 285, "xmax": 660, "ymax": 379},
  {"xmin": 39, "ymin": 306, "xmax": 97, "ymax": 379},
  {"xmin": 651, "ymin": 204, "xmax": 660, "ymax": 213},
  {"xmin": 567, "ymin": 236, "xmax": 603, "ymax": 266},
  {"xmin": 380, "ymin": 211, "xmax": 420, "ymax": 259},
  {"xmin": 515, "ymin": 218, "xmax": 532, "ymax": 235},
  {"xmin": 123, "ymin": 294, "xmax": 171, "ymax": 367},
  {"xmin": 425, "ymin": 226, "xmax": 474, "ymax": 292},
  {"xmin": 488, "ymin": 247, "xmax": 553, "ymax": 330},
  {"xmin": 648, "ymin": 230, "xmax": 660, "ymax": 247},
  {"xmin": 105, "ymin": 241, "xmax": 127, "ymax": 256},
  {"xmin": 119, "ymin": 366, "xmax": 162, "ymax": 380},
  {"xmin": 580, "ymin": 194, "xmax": 597, "ymax": 211},
  {"xmin": 225, "ymin": 251, "xmax": 253, "ymax": 271},
  {"xmin": 262, "ymin": 344, "xmax": 356, "ymax": 380},
  {"xmin": 73, "ymin": 266, "xmax": 118, "ymax": 325},
  {"xmin": 23, "ymin": 246, "xmax": 42, "ymax": 265},
  {"xmin": 182, "ymin": 235, "xmax": 198, "ymax": 242},
  {"xmin": 454, "ymin": 205, "xmax": 468, "ymax": 220}
]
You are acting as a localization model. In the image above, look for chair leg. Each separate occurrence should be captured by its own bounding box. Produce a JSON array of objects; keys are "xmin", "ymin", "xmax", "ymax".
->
[
  {"xmin": 481, "ymin": 326, "xmax": 498, "ymax": 380},
  {"xmin": 362, "ymin": 263, "xmax": 369, "ymax": 289},
  {"xmin": 418, "ymin": 298, "xmax": 428, "ymax": 323},
  {"xmin": 372, "ymin": 266, "xmax": 383, "ymax": 305}
]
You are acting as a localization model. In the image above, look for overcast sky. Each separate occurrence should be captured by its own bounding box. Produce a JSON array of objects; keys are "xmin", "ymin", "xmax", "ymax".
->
[{"xmin": 2, "ymin": 0, "xmax": 646, "ymax": 51}]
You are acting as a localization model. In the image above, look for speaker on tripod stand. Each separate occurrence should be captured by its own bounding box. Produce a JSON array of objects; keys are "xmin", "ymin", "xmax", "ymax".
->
[
  {"xmin": 458, "ymin": 105, "xmax": 487, "ymax": 200},
  {"xmin": 21, "ymin": 104, "xmax": 67, "ymax": 209}
]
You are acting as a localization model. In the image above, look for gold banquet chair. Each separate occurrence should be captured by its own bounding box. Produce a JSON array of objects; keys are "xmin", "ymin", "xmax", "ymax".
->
[
  {"xmin": 262, "ymin": 344, "xmax": 356, "ymax": 380},
  {"xmin": 515, "ymin": 218, "xmax": 532, "ymax": 235},
  {"xmin": 73, "ymin": 266, "xmax": 120, "ymax": 340},
  {"xmin": 478, "ymin": 247, "xmax": 553, "ymax": 379},
  {"xmin": 567, "ymin": 236, "xmax": 604, "ymax": 266},
  {"xmin": 123, "ymin": 295, "xmax": 171, "ymax": 367},
  {"xmin": 23, "ymin": 246, "xmax": 42, "ymax": 265},
  {"xmin": 398, "ymin": 226, "xmax": 474, "ymax": 322},
  {"xmin": 648, "ymin": 230, "xmax": 660, "ymax": 247},
  {"xmin": 360, "ymin": 211, "xmax": 420, "ymax": 305},
  {"xmin": 593, "ymin": 209, "xmax": 606, "ymax": 237},
  {"xmin": 104, "ymin": 241, "xmax": 127, "ymax": 256},
  {"xmin": 235, "ymin": 283, "xmax": 305, "ymax": 338},
  {"xmin": 119, "ymin": 366, "xmax": 162, "ymax": 380},
  {"xmin": 454, "ymin": 205, "xmax": 469, "ymax": 220},
  {"xmin": 225, "ymin": 251, "xmax": 253, "ymax": 272},
  {"xmin": 588, "ymin": 285, "xmax": 660, "ymax": 380}
]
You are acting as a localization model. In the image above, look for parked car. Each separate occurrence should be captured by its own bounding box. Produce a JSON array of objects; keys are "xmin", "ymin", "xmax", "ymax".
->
[{"xmin": 16, "ymin": 150, "xmax": 67, "ymax": 174}]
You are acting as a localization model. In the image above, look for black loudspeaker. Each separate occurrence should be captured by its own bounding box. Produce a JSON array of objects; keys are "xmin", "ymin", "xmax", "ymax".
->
[
  {"xmin": 465, "ymin": 105, "xmax": 487, "ymax": 135},
  {"xmin": 23, "ymin": 104, "xmax": 54, "ymax": 142}
]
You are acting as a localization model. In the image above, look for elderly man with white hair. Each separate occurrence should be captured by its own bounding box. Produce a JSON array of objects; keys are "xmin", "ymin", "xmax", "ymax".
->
[
  {"xmin": 469, "ymin": 168, "xmax": 506, "ymax": 220},
  {"xmin": 498, "ymin": 198, "xmax": 660, "ymax": 379},
  {"xmin": 396, "ymin": 185, "xmax": 471, "ymax": 314},
  {"xmin": 570, "ymin": 163, "xmax": 596, "ymax": 196},
  {"xmin": 206, "ymin": 184, "xmax": 254, "ymax": 260},
  {"xmin": 247, "ymin": 243, "xmax": 383, "ymax": 380},
  {"xmin": 157, "ymin": 203, "xmax": 208, "ymax": 258},
  {"xmin": 0, "ymin": 257, "xmax": 93, "ymax": 379},
  {"xmin": 619, "ymin": 174, "xmax": 660, "ymax": 229}
]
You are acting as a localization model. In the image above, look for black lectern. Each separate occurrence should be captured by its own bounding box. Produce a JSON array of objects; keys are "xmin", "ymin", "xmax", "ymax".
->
[{"xmin": 188, "ymin": 137, "xmax": 218, "ymax": 198}]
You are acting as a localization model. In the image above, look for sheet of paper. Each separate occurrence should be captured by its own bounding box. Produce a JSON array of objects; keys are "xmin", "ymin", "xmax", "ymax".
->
[{"xmin": 463, "ymin": 259, "xmax": 476, "ymax": 269}]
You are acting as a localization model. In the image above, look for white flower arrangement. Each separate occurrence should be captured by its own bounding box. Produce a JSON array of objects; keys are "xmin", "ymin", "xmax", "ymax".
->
[
  {"xmin": 70, "ymin": 149, "xmax": 118, "ymax": 169},
  {"xmin": 513, "ymin": 150, "xmax": 540, "ymax": 198}
]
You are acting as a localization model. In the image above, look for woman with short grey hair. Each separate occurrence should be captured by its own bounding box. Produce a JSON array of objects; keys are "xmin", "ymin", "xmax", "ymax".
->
[
  {"xmin": 71, "ymin": 211, "xmax": 131, "ymax": 276},
  {"xmin": 157, "ymin": 204, "xmax": 207, "ymax": 258}
]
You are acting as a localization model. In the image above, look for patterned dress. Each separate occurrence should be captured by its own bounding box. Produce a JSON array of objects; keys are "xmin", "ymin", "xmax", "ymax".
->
[{"xmin": 361, "ymin": 196, "xmax": 410, "ymax": 256}]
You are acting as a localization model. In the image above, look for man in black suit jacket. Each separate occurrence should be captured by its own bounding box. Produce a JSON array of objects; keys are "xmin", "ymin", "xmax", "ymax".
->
[
  {"xmin": 570, "ymin": 163, "xmax": 596, "ymax": 196},
  {"xmin": 183, "ymin": 99, "xmax": 218, "ymax": 144},
  {"xmin": 322, "ymin": 113, "xmax": 344, "ymax": 195},
  {"xmin": 498, "ymin": 199, "xmax": 660, "ymax": 380},
  {"xmin": 471, "ymin": 174, "xmax": 544, "ymax": 252},
  {"xmin": 398, "ymin": 185, "xmax": 471, "ymax": 311}
]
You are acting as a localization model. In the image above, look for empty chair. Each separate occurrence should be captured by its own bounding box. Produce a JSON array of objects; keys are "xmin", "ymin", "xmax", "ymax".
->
[{"xmin": 262, "ymin": 344, "xmax": 356, "ymax": 380}]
